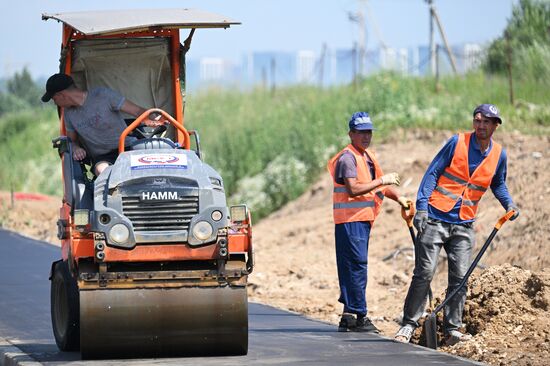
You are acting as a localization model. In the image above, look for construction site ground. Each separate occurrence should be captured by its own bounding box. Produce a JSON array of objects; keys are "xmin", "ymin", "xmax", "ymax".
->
[{"xmin": 1, "ymin": 130, "xmax": 548, "ymax": 366}]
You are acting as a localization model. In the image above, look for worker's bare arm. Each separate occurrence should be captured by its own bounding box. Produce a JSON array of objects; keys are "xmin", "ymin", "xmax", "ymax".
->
[
  {"xmin": 384, "ymin": 186, "xmax": 400, "ymax": 201},
  {"xmin": 66, "ymin": 130, "xmax": 87, "ymax": 160},
  {"xmin": 385, "ymin": 186, "xmax": 410, "ymax": 208},
  {"xmin": 120, "ymin": 100, "xmax": 165, "ymax": 126},
  {"xmin": 120, "ymin": 100, "xmax": 146, "ymax": 117},
  {"xmin": 343, "ymin": 177, "xmax": 383, "ymax": 197}
]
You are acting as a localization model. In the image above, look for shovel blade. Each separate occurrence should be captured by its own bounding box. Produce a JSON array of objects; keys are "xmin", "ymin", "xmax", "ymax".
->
[{"xmin": 423, "ymin": 313, "xmax": 438, "ymax": 349}]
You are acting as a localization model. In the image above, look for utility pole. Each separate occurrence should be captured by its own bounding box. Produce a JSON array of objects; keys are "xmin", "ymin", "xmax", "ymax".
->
[
  {"xmin": 427, "ymin": 0, "xmax": 436, "ymax": 76},
  {"xmin": 261, "ymin": 67, "xmax": 267, "ymax": 90},
  {"xmin": 348, "ymin": 1, "xmax": 366, "ymax": 76},
  {"xmin": 318, "ymin": 43, "xmax": 327, "ymax": 87},
  {"xmin": 270, "ymin": 57, "xmax": 276, "ymax": 95},
  {"xmin": 364, "ymin": 0, "xmax": 387, "ymax": 50},
  {"xmin": 435, "ymin": 44, "xmax": 441, "ymax": 92},
  {"xmin": 505, "ymin": 31, "xmax": 515, "ymax": 105},
  {"xmin": 358, "ymin": 3, "xmax": 365, "ymax": 76},
  {"xmin": 352, "ymin": 42, "xmax": 358, "ymax": 90},
  {"xmin": 426, "ymin": 0, "xmax": 458, "ymax": 75},
  {"xmin": 431, "ymin": 4, "xmax": 458, "ymax": 74}
]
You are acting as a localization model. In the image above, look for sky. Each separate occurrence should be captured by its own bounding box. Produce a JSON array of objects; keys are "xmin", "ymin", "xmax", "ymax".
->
[{"xmin": 0, "ymin": 0, "xmax": 517, "ymax": 79}]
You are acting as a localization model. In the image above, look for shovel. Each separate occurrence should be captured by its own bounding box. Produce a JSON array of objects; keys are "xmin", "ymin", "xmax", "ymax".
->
[
  {"xmin": 401, "ymin": 202, "xmax": 433, "ymax": 305},
  {"xmin": 423, "ymin": 209, "xmax": 517, "ymax": 349}
]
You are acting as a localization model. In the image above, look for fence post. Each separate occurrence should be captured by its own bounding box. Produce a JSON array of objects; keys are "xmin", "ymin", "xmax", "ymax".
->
[{"xmin": 10, "ymin": 181, "xmax": 15, "ymax": 209}]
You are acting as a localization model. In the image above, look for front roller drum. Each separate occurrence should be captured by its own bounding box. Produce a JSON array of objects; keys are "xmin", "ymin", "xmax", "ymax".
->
[
  {"xmin": 79, "ymin": 286, "xmax": 247, "ymax": 359},
  {"xmin": 51, "ymin": 260, "xmax": 80, "ymax": 351}
]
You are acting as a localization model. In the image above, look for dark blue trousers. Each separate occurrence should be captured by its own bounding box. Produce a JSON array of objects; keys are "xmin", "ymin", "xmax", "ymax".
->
[{"xmin": 335, "ymin": 221, "xmax": 371, "ymax": 316}]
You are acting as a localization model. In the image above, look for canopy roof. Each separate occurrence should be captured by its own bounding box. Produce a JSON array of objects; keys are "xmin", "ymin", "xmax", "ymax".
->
[{"xmin": 42, "ymin": 8, "xmax": 240, "ymax": 35}]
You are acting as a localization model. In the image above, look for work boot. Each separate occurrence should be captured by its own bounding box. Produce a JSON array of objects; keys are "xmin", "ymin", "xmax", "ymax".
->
[
  {"xmin": 354, "ymin": 316, "xmax": 380, "ymax": 333},
  {"xmin": 444, "ymin": 330, "xmax": 472, "ymax": 346},
  {"xmin": 338, "ymin": 313, "xmax": 357, "ymax": 332}
]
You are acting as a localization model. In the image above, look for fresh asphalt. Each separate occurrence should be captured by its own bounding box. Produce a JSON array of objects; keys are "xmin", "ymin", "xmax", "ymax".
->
[{"xmin": 0, "ymin": 229, "xmax": 483, "ymax": 365}]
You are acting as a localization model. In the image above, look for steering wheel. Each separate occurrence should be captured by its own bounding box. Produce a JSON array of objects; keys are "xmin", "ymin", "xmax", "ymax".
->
[
  {"xmin": 126, "ymin": 125, "xmax": 179, "ymax": 150},
  {"xmin": 119, "ymin": 108, "xmax": 190, "ymax": 152},
  {"xmin": 134, "ymin": 124, "xmax": 167, "ymax": 139}
]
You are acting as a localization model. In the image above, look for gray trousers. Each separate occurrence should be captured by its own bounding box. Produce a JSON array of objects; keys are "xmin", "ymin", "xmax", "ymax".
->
[{"xmin": 402, "ymin": 218, "xmax": 474, "ymax": 334}]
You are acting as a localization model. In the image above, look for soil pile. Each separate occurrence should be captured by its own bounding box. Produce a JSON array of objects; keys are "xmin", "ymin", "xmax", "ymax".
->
[{"xmin": 443, "ymin": 264, "xmax": 550, "ymax": 366}]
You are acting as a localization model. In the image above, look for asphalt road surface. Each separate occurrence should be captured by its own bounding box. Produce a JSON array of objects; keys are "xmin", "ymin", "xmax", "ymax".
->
[{"xmin": 0, "ymin": 229, "xmax": 481, "ymax": 365}]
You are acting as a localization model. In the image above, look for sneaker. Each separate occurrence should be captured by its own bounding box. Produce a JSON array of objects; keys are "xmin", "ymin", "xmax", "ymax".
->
[
  {"xmin": 394, "ymin": 325, "xmax": 415, "ymax": 343},
  {"xmin": 338, "ymin": 313, "xmax": 357, "ymax": 332},
  {"xmin": 354, "ymin": 316, "xmax": 380, "ymax": 333},
  {"xmin": 445, "ymin": 330, "xmax": 472, "ymax": 346}
]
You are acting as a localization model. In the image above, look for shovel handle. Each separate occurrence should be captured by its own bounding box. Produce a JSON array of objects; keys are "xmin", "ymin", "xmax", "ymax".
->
[
  {"xmin": 401, "ymin": 200, "xmax": 416, "ymax": 227},
  {"xmin": 495, "ymin": 209, "xmax": 516, "ymax": 230}
]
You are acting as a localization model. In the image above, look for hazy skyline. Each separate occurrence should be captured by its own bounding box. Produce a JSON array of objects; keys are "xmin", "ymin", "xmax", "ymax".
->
[{"xmin": 0, "ymin": 0, "xmax": 517, "ymax": 79}]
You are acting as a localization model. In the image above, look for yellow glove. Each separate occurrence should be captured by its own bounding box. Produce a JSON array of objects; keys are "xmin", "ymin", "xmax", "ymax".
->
[
  {"xmin": 397, "ymin": 197, "xmax": 412, "ymax": 208},
  {"xmin": 380, "ymin": 172, "xmax": 400, "ymax": 186}
]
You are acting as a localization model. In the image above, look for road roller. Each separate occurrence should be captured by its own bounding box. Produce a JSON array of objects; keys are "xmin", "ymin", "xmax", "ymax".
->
[{"xmin": 45, "ymin": 9, "xmax": 253, "ymax": 359}]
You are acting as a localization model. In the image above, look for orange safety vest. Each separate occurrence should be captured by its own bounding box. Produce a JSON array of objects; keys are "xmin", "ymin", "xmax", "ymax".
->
[
  {"xmin": 327, "ymin": 144, "xmax": 386, "ymax": 224},
  {"xmin": 428, "ymin": 132, "xmax": 502, "ymax": 220}
]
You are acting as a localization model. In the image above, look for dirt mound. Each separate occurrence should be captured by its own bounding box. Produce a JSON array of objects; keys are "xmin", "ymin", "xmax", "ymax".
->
[{"xmin": 442, "ymin": 264, "xmax": 550, "ymax": 365}]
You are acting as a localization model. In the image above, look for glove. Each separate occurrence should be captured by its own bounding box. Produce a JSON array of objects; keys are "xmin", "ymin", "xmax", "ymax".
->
[
  {"xmin": 397, "ymin": 197, "xmax": 412, "ymax": 209},
  {"xmin": 413, "ymin": 210, "xmax": 428, "ymax": 233},
  {"xmin": 380, "ymin": 172, "xmax": 400, "ymax": 186},
  {"xmin": 507, "ymin": 205, "xmax": 520, "ymax": 221}
]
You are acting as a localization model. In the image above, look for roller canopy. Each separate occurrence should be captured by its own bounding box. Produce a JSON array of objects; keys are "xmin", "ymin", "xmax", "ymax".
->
[{"xmin": 42, "ymin": 8, "xmax": 240, "ymax": 35}]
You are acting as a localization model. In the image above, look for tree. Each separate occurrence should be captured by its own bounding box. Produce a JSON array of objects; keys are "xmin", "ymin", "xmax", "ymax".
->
[
  {"xmin": 6, "ymin": 67, "xmax": 42, "ymax": 107},
  {"xmin": 0, "ymin": 91, "xmax": 29, "ymax": 116},
  {"xmin": 484, "ymin": 0, "xmax": 550, "ymax": 75}
]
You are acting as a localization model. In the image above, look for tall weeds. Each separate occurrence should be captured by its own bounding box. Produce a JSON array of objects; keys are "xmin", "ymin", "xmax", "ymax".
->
[
  {"xmin": 1, "ymin": 73, "xmax": 548, "ymax": 219},
  {"xmin": 186, "ymin": 72, "xmax": 549, "ymax": 218}
]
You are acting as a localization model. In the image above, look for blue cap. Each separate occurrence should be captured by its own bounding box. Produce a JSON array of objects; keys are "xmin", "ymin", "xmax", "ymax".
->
[
  {"xmin": 349, "ymin": 112, "xmax": 375, "ymax": 131},
  {"xmin": 473, "ymin": 104, "xmax": 502, "ymax": 124}
]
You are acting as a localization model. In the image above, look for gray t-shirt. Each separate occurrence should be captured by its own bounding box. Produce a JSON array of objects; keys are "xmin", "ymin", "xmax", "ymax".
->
[
  {"xmin": 335, "ymin": 151, "xmax": 375, "ymax": 185},
  {"xmin": 64, "ymin": 87, "xmax": 136, "ymax": 158}
]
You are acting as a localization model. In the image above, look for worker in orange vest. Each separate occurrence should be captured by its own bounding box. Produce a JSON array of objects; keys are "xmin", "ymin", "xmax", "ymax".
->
[
  {"xmin": 328, "ymin": 112, "xmax": 411, "ymax": 333},
  {"xmin": 395, "ymin": 104, "xmax": 519, "ymax": 345}
]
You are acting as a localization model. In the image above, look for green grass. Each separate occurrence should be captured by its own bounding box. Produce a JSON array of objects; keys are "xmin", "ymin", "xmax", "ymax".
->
[
  {"xmin": 185, "ymin": 72, "xmax": 549, "ymax": 218},
  {"xmin": 0, "ymin": 108, "xmax": 61, "ymax": 195},
  {"xmin": 1, "ymin": 72, "xmax": 548, "ymax": 220}
]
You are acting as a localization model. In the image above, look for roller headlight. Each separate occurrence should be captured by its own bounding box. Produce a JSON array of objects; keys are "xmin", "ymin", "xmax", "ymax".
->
[
  {"xmin": 109, "ymin": 224, "xmax": 130, "ymax": 244},
  {"xmin": 211, "ymin": 210, "xmax": 223, "ymax": 221},
  {"xmin": 192, "ymin": 221, "xmax": 213, "ymax": 240}
]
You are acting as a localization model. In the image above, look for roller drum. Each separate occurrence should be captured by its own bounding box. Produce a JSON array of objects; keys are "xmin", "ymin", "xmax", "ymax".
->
[{"xmin": 79, "ymin": 286, "xmax": 248, "ymax": 359}]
